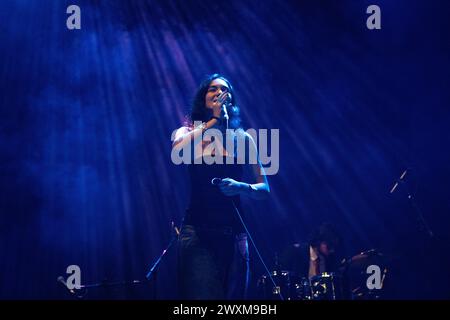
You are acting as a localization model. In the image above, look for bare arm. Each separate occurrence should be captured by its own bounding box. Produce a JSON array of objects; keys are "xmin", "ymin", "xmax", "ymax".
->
[
  {"xmin": 172, "ymin": 91, "xmax": 228, "ymax": 151},
  {"xmin": 240, "ymin": 133, "xmax": 270, "ymax": 200},
  {"xmin": 218, "ymin": 133, "xmax": 270, "ymax": 200},
  {"xmin": 241, "ymin": 162, "xmax": 270, "ymax": 200},
  {"xmin": 171, "ymin": 117, "xmax": 219, "ymax": 152}
]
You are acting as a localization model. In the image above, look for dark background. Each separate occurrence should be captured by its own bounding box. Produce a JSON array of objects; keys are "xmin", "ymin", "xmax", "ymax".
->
[{"xmin": 1, "ymin": 0, "xmax": 449, "ymax": 299}]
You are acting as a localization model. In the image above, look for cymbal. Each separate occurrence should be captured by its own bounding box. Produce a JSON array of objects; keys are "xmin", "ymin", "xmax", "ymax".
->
[{"xmin": 340, "ymin": 249, "xmax": 385, "ymax": 269}]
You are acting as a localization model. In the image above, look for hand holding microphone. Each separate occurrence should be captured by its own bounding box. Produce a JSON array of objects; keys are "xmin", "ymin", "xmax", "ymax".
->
[{"xmin": 212, "ymin": 92, "xmax": 231, "ymax": 119}]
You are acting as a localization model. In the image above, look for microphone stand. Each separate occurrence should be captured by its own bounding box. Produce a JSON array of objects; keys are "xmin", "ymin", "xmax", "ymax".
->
[
  {"xmin": 75, "ymin": 279, "xmax": 146, "ymax": 299},
  {"xmin": 390, "ymin": 169, "xmax": 434, "ymax": 239},
  {"xmin": 406, "ymin": 192, "xmax": 434, "ymax": 239},
  {"xmin": 145, "ymin": 224, "xmax": 180, "ymax": 299},
  {"xmin": 62, "ymin": 223, "xmax": 180, "ymax": 299},
  {"xmin": 217, "ymin": 104, "xmax": 282, "ymax": 299},
  {"xmin": 223, "ymin": 103, "xmax": 229, "ymax": 130},
  {"xmin": 211, "ymin": 164, "xmax": 284, "ymax": 299}
]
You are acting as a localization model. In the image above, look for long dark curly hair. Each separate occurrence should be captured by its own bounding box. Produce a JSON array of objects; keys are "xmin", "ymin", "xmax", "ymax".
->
[
  {"xmin": 188, "ymin": 73, "xmax": 242, "ymax": 130},
  {"xmin": 309, "ymin": 222, "xmax": 342, "ymax": 251}
]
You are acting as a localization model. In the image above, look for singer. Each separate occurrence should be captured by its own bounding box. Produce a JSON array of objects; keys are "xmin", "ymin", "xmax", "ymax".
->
[{"xmin": 172, "ymin": 74, "xmax": 270, "ymax": 299}]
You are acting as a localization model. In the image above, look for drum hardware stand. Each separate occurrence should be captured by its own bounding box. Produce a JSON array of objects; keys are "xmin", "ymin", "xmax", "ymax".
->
[
  {"xmin": 60, "ymin": 222, "xmax": 180, "ymax": 299},
  {"xmin": 145, "ymin": 222, "xmax": 180, "ymax": 299}
]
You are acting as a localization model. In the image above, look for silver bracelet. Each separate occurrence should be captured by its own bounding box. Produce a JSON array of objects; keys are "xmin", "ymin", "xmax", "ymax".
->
[{"xmin": 196, "ymin": 122, "xmax": 207, "ymax": 131}]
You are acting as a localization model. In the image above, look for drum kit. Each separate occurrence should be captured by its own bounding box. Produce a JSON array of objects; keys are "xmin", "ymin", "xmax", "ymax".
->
[{"xmin": 257, "ymin": 249, "xmax": 387, "ymax": 300}]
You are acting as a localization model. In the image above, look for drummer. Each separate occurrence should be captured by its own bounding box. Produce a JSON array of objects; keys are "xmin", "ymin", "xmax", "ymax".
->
[{"xmin": 278, "ymin": 223, "xmax": 344, "ymax": 279}]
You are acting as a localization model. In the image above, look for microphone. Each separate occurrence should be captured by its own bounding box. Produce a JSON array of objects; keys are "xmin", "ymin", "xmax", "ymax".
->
[
  {"xmin": 222, "ymin": 93, "xmax": 231, "ymax": 120},
  {"xmin": 57, "ymin": 276, "xmax": 75, "ymax": 294},
  {"xmin": 390, "ymin": 169, "xmax": 408, "ymax": 194}
]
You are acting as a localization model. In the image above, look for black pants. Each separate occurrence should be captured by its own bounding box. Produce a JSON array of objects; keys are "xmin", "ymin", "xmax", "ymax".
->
[{"xmin": 177, "ymin": 224, "xmax": 250, "ymax": 300}]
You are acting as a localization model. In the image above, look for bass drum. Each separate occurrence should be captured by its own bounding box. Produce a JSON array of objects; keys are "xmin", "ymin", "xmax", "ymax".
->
[{"xmin": 340, "ymin": 249, "xmax": 387, "ymax": 300}]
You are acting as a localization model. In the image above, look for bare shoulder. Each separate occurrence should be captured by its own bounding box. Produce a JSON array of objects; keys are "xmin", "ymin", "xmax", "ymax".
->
[
  {"xmin": 176, "ymin": 126, "xmax": 192, "ymax": 135},
  {"xmin": 172, "ymin": 125, "xmax": 192, "ymax": 144}
]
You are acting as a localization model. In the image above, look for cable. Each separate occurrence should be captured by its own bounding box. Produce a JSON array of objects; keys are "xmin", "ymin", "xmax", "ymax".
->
[
  {"xmin": 221, "ymin": 110, "xmax": 283, "ymax": 300},
  {"xmin": 231, "ymin": 199, "xmax": 284, "ymax": 300}
]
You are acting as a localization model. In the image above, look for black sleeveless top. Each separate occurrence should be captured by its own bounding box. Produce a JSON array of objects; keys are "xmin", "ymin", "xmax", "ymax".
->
[{"xmin": 183, "ymin": 155, "xmax": 245, "ymax": 234}]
